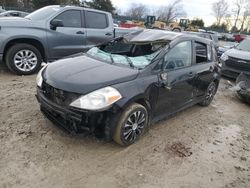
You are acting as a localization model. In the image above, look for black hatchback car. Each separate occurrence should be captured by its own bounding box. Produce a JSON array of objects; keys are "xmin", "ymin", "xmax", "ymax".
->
[{"xmin": 36, "ymin": 30, "xmax": 221, "ymax": 146}]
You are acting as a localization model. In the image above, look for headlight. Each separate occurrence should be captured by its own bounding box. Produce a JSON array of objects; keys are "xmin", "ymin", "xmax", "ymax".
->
[
  {"xmin": 70, "ymin": 86, "xmax": 122, "ymax": 111},
  {"xmin": 220, "ymin": 53, "xmax": 229, "ymax": 61},
  {"xmin": 36, "ymin": 64, "xmax": 47, "ymax": 87}
]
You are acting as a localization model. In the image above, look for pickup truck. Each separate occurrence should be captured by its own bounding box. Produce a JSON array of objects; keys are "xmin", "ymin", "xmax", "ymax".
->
[{"xmin": 0, "ymin": 5, "xmax": 137, "ymax": 75}]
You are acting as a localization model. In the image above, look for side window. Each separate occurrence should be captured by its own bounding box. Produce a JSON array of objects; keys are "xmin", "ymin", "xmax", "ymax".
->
[
  {"xmin": 85, "ymin": 11, "xmax": 108, "ymax": 29},
  {"xmin": 163, "ymin": 41, "xmax": 192, "ymax": 70},
  {"xmin": 54, "ymin": 10, "xmax": 81, "ymax": 28},
  {"xmin": 10, "ymin": 12, "xmax": 20, "ymax": 17},
  {"xmin": 195, "ymin": 42, "xmax": 207, "ymax": 63}
]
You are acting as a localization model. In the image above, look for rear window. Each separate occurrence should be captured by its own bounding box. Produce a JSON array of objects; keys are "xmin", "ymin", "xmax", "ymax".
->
[{"xmin": 85, "ymin": 11, "xmax": 108, "ymax": 29}]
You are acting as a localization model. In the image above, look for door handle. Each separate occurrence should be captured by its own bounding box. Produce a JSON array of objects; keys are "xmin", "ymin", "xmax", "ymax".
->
[
  {"xmin": 105, "ymin": 32, "xmax": 112, "ymax": 36},
  {"xmin": 76, "ymin": 31, "xmax": 85, "ymax": 35}
]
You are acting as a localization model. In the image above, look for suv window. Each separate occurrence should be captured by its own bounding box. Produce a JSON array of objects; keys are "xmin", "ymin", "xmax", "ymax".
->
[
  {"xmin": 85, "ymin": 11, "xmax": 108, "ymax": 29},
  {"xmin": 54, "ymin": 10, "xmax": 81, "ymax": 28},
  {"xmin": 195, "ymin": 42, "xmax": 207, "ymax": 63},
  {"xmin": 163, "ymin": 41, "xmax": 192, "ymax": 70}
]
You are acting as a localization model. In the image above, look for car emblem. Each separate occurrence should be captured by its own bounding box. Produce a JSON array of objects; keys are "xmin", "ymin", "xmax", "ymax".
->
[{"xmin": 238, "ymin": 60, "xmax": 247, "ymax": 64}]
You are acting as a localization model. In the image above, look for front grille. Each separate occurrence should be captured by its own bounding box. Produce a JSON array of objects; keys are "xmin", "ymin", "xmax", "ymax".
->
[
  {"xmin": 41, "ymin": 82, "xmax": 80, "ymax": 106},
  {"xmin": 225, "ymin": 56, "xmax": 250, "ymax": 71}
]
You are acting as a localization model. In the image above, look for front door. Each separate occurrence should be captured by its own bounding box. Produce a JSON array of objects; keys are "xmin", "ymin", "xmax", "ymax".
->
[
  {"xmin": 47, "ymin": 10, "xmax": 86, "ymax": 60},
  {"xmin": 155, "ymin": 40, "xmax": 195, "ymax": 117}
]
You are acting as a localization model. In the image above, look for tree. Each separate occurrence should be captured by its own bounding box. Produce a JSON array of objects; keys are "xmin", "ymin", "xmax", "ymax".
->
[
  {"xmin": 125, "ymin": 3, "xmax": 149, "ymax": 20},
  {"xmin": 0, "ymin": 0, "xmax": 18, "ymax": 7},
  {"xmin": 85, "ymin": 0, "xmax": 115, "ymax": 14},
  {"xmin": 190, "ymin": 18, "xmax": 204, "ymax": 27},
  {"xmin": 156, "ymin": 0, "xmax": 186, "ymax": 24},
  {"xmin": 212, "ymin": 0, "xmax": 229, "ymax": 25},
  {"xmin": 32, "ymin": 0, "xmax": 57, "ymax": 8},
  {"xmin": 232, "ymin": 0, "xmax": 246, "ymax": 29}
]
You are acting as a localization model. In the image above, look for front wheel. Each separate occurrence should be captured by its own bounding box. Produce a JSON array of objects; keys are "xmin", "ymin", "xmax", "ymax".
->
[
  {"xmin": 199, "ymin": 82, "xmax": 218, "ymax": 106},
  {"xmin": 5, "ymin": 43, "xmax": 42, "ymax": 75},
  {"xmin": 113, "ymin": 103, "xmax": 149, "ymax": 146}
]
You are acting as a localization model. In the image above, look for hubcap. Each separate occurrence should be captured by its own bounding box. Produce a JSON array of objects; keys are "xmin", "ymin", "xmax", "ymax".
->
[
  {"xmin": 14, "ymin": 50, "xmax": 38, "ymax": 72},
  {"xmin": 123, "ymin": 110, "xmax": 146, "ymax": 142}
]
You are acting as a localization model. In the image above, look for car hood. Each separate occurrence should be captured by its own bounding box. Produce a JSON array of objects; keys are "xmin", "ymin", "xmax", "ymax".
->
[
  {"xmin": 225, "ymin": 48, "xmax": 250, "ymax": 60},
  {"xmin": 43, "ymin": 54, "xmax": 139, "ymax": 94},
  {"xmin": 0, "ymin": 17, "xmax": 42, "ymax": 27}
]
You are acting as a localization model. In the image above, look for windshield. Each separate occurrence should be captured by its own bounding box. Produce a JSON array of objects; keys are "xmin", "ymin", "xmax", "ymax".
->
[
  {"xmin": 236, "ymin": 39, "xmax": 250, "ymax": 51},
  {"xmin": 25, "ymin": 6, "xmax": 61, "ymax": 20},
  {"xmin": 87, "ymin": 47, "xmax": 160, "ymax": 69}
]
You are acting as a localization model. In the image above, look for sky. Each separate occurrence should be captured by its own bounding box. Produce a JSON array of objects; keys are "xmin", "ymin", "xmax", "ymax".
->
[{"xmin": 111, "ymin": 0, "xmax": 228, "ymax": 26}]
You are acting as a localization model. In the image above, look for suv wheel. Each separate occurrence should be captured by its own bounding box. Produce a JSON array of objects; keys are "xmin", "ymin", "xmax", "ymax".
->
[
  {"xmin": 113, "ymin": 103, "xmax": 149, "ymax": 146},
  {"xmin": 5, "ymin": 43, "xmax": 42, "ymax": 75},
  {"xmin": 199, "ymin": 82, "xmax": 217, "ymax": 106}
]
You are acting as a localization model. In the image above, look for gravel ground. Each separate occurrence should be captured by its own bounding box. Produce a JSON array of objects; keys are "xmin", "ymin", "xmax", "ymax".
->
[{"xmin": 0, "ymin": 72, "xmax": 250, "ymax": 188}]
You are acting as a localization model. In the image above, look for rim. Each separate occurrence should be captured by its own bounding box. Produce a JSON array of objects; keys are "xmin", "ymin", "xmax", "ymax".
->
[
  {"xmin": 205, "ymin": 83, "xmax": 216, "ymax": 103},
  {"xmin": 123, "ymin": 110, "xmax": 146, "ymax": 142},
  {"xmin": 14, "ymin": 50, "xmax": 38, "ymax": 72}
]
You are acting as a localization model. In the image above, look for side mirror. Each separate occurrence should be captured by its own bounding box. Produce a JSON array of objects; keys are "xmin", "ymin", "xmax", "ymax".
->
[{"xmin": 50, "ymin": 19, "xmax": 64, "ymax": 30}]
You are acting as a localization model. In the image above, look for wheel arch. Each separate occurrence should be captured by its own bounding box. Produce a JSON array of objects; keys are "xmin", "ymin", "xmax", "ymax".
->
[{"xmin": 3, "ymin": 38, "xmax": 47, "ymax": 62}]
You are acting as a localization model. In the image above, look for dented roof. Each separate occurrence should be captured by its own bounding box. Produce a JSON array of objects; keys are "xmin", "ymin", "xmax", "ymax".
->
[{"xmin": 124, "ymin": 29, "xmax": 183, "ymax": 43}]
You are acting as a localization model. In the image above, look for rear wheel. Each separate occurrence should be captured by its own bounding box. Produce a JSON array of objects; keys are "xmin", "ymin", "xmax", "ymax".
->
[
  {"xmin": 113, "ymin": 103, "xmax": 149, "ymax": 146},
  {"xmin": 5, "ymin": 43, "xmax": 42, "ymax": 75},
  {"xmin": 199, "ymin": 82, "xmax": 217, "ymax": 106}
]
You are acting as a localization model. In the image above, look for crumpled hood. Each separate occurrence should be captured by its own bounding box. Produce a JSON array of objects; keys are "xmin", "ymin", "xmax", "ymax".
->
[
  {"xmin": 225, "ymin": 48, "xmax": 250, "ymax": 60},
  {"xmin": 0, "ymin": 17, "xmax": 42, "ymax": 27},
  {"xmin": 43, "ymin": 54, "xmax": 139, "ymax": 94}
]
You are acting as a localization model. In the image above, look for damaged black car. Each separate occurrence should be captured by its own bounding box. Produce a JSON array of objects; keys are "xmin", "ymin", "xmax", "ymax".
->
[{"xmin": 36, "ymin": 29, "xmax": 221, "ymax": 146}]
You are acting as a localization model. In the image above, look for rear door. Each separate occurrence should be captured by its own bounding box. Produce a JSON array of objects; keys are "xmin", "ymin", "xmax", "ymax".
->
[
  {"xmin": 84, "ymin": 10, "xmax": 113, "ymax": 49},
  {"xmin": 155, "ymin": 40, "xmax": 195, "ymax": 116},
  {"xmin": 192, "ymin": 41, "xmax": 216, "ymax": 97},
  {"xmin": 47, "ymin": 9, "xmax": 86, "ymax": 59}
]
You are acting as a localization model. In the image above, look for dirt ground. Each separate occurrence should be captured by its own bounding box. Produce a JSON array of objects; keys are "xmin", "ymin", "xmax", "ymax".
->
[{"xmin": 0, "ymin": 71, "xmax": 250, "ymax": 188}]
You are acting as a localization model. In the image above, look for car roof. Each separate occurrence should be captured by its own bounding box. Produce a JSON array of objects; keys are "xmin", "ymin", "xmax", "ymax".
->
[{"xmin": 123, "ymin": 29, "xmax": 212, "ymax": 45}]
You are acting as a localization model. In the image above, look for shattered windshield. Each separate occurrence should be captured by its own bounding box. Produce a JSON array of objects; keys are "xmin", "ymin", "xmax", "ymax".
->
[
  {"xmin": 236, "ymin": 39, "xmax": 250, "ymax": 51},
  {"xmin": 86, "ymin": 40, "xmax": 167, "ymax": 69}
]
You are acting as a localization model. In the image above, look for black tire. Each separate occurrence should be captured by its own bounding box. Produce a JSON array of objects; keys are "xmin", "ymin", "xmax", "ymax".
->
[
  {"xmin": 113, "ymin": 103, "xmax": 149, "ymax": 146},
  {"xmin": 5, "ymin": 43, "xmax": 42, "ymax": 75},
  {"xmin": 199, "ymin": 82, "xmax": 218, "ymax": 106},
  {"xmin": 172, "ymin": 28, "xmax": 181, "ymax": 32}
]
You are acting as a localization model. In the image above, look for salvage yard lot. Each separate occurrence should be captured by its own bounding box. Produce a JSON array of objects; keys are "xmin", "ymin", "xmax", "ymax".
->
[{"xmin": 0, "ymin": 72, "xmax": 250, "ymax": 188}]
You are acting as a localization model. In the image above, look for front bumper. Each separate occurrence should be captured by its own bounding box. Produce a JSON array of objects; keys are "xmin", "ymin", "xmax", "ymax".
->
[
  {"xmin": 220, "ymin": 59, "xmax": 250, "ymax": 79},
  {"xmin": 36, "ymin": 88, "xmax": 114, "ymax": 133}
]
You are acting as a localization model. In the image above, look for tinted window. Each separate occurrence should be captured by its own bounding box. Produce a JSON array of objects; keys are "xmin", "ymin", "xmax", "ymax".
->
[
  {"xmin": 163, "ymin": 41, "xmax": 192, "ymax": 70},
  {"xmin": 54, "ymin": 10, "xmax": 81, "ymax": 28},
  {"xmin": 85, "ymin": 11, "xmax": 108, "ymax": 29},
  {"xmin": 195, "ymin": 42, "xmax": 207, "ymax": 63}
]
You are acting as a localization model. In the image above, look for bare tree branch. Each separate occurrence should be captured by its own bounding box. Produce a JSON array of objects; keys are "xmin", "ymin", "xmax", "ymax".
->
[
  {"xmin": 125, "ymin": 3, "xmax": 149, "ymax": 20},
  {"xmin": 156, "ymin": 0, "xmax": 186, "ymax": 24},
  {"xmin": 212, "ymin": 0, "xmax": 229, "ymax": 25}
]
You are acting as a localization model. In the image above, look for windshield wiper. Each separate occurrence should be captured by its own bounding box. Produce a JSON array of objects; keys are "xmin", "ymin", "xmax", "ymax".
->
[{"xmin": 124, "ymin": 55, "xmax": 135, "ymax": 68}]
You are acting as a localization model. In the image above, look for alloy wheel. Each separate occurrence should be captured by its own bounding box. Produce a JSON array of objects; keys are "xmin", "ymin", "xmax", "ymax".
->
[
  {"xmin": 205, "ymin": 83, "xmax": 216, "ymax": 103},
  {"xmin": 123, "ymin": 110, "xmax": 146, "ymax": 142},
  {"xmin": 14, "ymin": 50, "xmax": 38, "ymax": 72}
]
